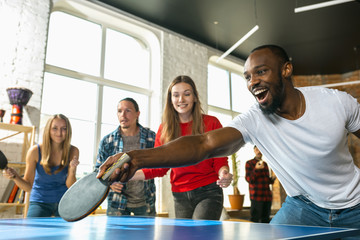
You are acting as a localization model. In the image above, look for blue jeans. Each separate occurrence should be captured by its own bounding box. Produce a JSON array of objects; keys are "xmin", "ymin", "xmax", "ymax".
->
[
  {"xmin": 271, "ymin": 196, "xmax": 360, "ymax": 239},
  {"xmin": 172, "ymin": 182, "xmax": 223, "ymax": 220},
  {"xmin": 107, "ymin": 205, "xmax": 149, "ymax": 216},
  {"xmin": 27, "ymin": 202, "xmax": 59, "ymax": 217}
]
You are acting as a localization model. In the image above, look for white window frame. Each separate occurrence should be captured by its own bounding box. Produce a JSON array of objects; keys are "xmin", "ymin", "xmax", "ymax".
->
[
  {"xmin": 43, "ymin": 0, "xmax": 163, "ymax": 212},
  {"xmin": 46, "ymin": 0, "xmax": 161, "ymax": 167},
  {"xmin": 207, "ymin": 56, "xmax": 254, "ymax": 208}
]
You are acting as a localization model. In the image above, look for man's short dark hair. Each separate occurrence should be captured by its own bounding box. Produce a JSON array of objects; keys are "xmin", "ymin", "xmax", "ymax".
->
[
  {"xmin": 120, "ymin": 97, "xmax": 139, "ymax": 112},
  {"xmin": 251, "ymin": 45, "xmax": 290, "ymax": 65}
]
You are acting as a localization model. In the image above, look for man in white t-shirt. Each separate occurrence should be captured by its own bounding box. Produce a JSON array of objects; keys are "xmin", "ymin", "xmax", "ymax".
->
[{"xmin": 98, "ymin": 45, "xmax": 360, "ymax": 230}]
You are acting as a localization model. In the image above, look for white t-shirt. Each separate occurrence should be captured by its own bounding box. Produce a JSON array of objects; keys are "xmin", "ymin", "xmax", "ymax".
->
[{"xmin": 227, "ymin": 86, "xmax": 360, "ymax": 209}]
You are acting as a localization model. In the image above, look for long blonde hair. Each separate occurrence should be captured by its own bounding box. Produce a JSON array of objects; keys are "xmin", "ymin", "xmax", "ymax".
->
[
  {"xmin": 41, "ymin": 114, "xmax": 72, "ymax": 174},
  {"xmin": 160, "ymin": 75, "xmax": 204, "ymax": 144}
]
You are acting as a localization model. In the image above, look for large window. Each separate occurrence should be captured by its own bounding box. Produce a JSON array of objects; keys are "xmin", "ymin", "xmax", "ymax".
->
[
  {"xmin": 207, "ymin": 59, "xmax": 256, "ymax": 207},
  {"xmin": 41, "ymin": 9, "xmax": 157, "ymax": 177}
]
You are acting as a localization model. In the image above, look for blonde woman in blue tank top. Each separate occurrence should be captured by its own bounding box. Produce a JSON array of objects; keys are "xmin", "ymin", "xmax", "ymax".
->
[{"xmin": 2, "ymin": 114, "xmax": 79, "ymax": 217}]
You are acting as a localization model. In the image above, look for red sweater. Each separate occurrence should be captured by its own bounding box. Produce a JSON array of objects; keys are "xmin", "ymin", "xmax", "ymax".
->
[{"xmin": 142, "ymin": 115, "xmax": 228, "ymax": 192}]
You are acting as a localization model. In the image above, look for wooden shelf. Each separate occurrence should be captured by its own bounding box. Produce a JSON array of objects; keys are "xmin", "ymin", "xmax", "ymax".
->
[
  {"xmin": 0, "ymin": 123, "xmax": 35, "ymax": 133},
  {"xmin": 0, "ymin": 203, "xmax": 26, "ymax": 207},
  {"xmin": 8, "ymin": 162, "xmax": 26, "ymax": 168},
  {"xmin": 0, "ymin": 203, "xmax": 26, "ymax": 215},
  {"xmin": 0, "ymin": 123, "xmax": 35, "ymax": 217}
]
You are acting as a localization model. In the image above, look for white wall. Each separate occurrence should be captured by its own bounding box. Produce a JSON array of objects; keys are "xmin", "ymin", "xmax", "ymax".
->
[
  {"xmin": 162, "ymin": 33, "xmax": 209, "ymax": 110},
  {"xmin": 0, "ymin": 0, "xmax": 50, "ymax": 218}
]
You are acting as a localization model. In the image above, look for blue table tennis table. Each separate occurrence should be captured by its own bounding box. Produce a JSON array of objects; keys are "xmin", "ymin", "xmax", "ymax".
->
[{"xmin": 0, "ymin": 216, "xmax": 359, "ymax": 240}]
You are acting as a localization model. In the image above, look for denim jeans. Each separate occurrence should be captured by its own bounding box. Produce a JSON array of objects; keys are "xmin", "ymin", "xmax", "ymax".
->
[
  {"xmin": 271, "ymin": 196, "xmax": 360, "ymax": 239},
  {"xmin": 107, "ymin": 205, "xmax": 149, "ymax": 216},
  {"xmin": 27, "ymin": 202, "xmax": 59, "ymax": 217},
  {"xmin": 172, "ymin": 182, "xmax": 223, "ymax": 220}
]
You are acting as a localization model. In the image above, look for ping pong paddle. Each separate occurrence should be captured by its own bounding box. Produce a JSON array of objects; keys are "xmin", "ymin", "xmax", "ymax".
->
[
  {"xmin": 0, "ymin": 150, "xmax": 8, "ymax": 170},
  {"xmin": 58, "ymin": 153, "xmax": 131, "ymax": 222}
]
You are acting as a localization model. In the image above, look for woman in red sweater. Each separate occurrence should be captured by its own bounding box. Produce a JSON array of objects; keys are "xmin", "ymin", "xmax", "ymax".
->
[{"xmin": 132, "ymin": 75, "xmax": 232, "ymax": 220}]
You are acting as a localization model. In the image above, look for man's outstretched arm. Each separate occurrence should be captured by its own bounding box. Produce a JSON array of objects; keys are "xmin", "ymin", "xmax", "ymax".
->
[{"xmin": 97, "ymin": 127, "xmax": 244, "ymax": 182}]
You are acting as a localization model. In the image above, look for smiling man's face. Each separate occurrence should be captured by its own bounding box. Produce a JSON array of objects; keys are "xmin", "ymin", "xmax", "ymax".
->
[{"xmin": 244, "ymin": 48, "xmax": 285, "ymax": 114}]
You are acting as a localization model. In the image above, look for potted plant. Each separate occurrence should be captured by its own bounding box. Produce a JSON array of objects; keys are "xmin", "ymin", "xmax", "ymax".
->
[{"xmin": 228, "ymin": 152, "xmax": 245, "ymax": 210}]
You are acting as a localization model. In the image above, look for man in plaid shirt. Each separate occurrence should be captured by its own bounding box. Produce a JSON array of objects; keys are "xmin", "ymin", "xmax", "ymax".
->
[
  {"xmin": 95, "ymin": 97, "xmax": 156, "ymax": 216},
  {"xmin": 245, "ymin": 146, "xmax": 276, "ymax": 223}
]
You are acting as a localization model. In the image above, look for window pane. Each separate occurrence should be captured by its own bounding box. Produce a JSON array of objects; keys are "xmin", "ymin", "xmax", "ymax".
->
[
  {"xmin": 41, "ymin": 74, "xmax": 97, "ymax": 178},
  {"xmin": 207, "ymin": 62, "xmax": 256, "ymax": 208},
  {"xmin": 42, "ymin": 73, "xmax": 97, "ymax": 121},
  {"xmin": 207, "ymin": 109, "xmax": 253, "ymax": 208},
  {"xmin": 104, "ymin": 29, "xmax": 150, "ymax": 88},
  {"xmin": 208, "ymin": 65, "xmax": 230, "ymax": 109},
  {"xmin": 69, "ymin": 119, "xmax": 95, "ymax": 177},
  {"xmin": 43, "ymin": 10, "xmax": 154, "ymax": 179},
  {"xmin": 231, "ymin": 73, "xmax": 255, "ymax": 113},
  {"xmin": 46, "ymin": 12, "xmax": 102, "ymax": 76},
  {"xmin": 101, "ymin": 86, "xmax": 149, "ymax": 138}
]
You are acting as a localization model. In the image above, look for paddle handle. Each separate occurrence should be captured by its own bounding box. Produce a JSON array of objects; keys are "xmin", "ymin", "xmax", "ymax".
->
[{"xmin": 102, "ymin": 153, "xmax": 131, "ymax": 180}]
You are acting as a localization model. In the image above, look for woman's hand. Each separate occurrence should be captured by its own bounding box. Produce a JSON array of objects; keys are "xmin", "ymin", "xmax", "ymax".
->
[
  {"xmin": 217, "ymin": 167, "xmax": 233, "ymax": 188},
  {"xmin": 68, "ymin": 156, "xmax": 79, "ymax": 173}
]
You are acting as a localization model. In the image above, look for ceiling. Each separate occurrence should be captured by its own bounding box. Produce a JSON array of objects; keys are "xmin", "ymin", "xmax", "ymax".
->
[{"xmin": 97, "ymin": 0, "xmax": 360, "ymax": 76}]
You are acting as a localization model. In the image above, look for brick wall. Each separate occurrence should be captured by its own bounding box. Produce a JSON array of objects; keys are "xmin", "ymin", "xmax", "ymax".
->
[
  {"xmin": 0, "ymin": 0, "xmax": 49, "ymax": 125},
  {"xmin": 0, "ymin": 0, "xmax": 50, "ymax": 218},
  {"xmin": 162, "ymin": 33, "xmax": 209, "ymax": 112}
]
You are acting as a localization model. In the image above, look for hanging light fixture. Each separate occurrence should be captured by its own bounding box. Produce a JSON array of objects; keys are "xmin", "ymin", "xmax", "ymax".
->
[
  {"xmin": 294, "ymin": 0, "xmax": 354, "ymax": 13},
  {"xmin": 216, "ymin": 0, "xmax": 259, "ymax": 63},
  {"xmin": 216, "ymin": 25, "xmax": 259, "ymax": 63}
]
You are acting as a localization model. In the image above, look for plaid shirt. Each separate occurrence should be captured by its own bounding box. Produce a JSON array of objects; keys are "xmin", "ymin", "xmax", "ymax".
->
[
  {"xmin": 95, "ymin": 124, "xmax": 156, "ymax": 214},
  {"xmin": 245, "ymin": 158, "xmax": 274, "ymax": 202}
]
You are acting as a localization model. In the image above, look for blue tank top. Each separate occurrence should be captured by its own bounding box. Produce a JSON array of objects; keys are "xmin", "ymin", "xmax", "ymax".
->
[{"xmin": 30, "ymin": 145, "xmax": 69, "ymax": 203}]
